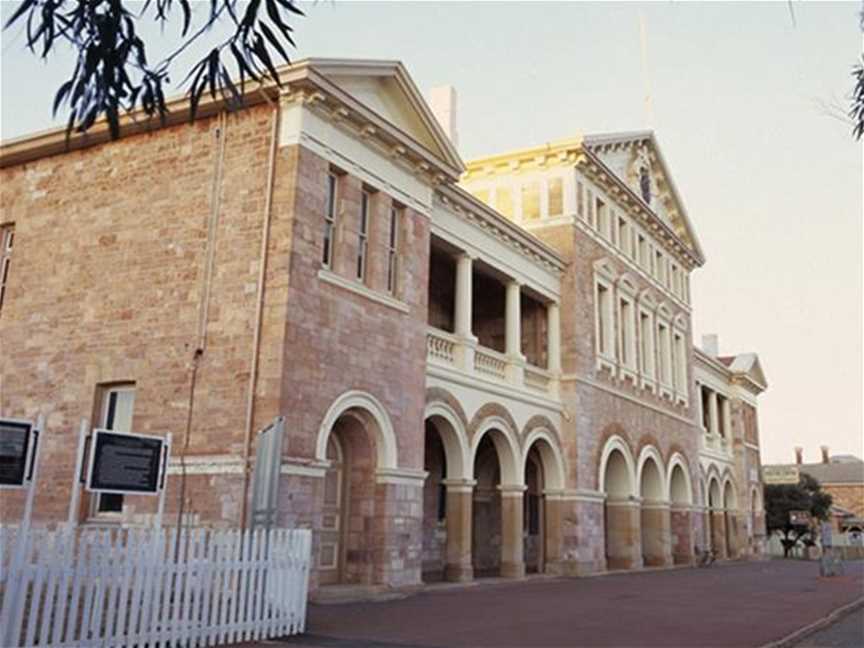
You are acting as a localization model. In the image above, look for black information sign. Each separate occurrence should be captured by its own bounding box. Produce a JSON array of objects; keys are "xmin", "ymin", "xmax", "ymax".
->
[
  {"xmin": 0, "ymin": 420, "xmax": 33, "ymax": 488},
  {"xmin": 87, "ymin": 430, "xmax": 165, "ymax": 494}
]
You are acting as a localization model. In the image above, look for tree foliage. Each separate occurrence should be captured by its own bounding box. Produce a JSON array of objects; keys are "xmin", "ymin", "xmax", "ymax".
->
[
  {"xmin": 853, "ymin": 4, "xmax": 864, "ymax": 140},
  {"xmin": 764, "ymin": 473, "xmax": 833, "ymax": 557},
  {"xmin": 3, "ymin": 0, "xmax": 303, "ymax": 139}
]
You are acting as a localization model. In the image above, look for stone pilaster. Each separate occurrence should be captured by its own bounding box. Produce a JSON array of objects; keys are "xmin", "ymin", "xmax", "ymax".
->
[
  {"xmin": 499, "ymin": 484, "xmax": 526, "ymax": 578},
  {"xmin": 641, "ymin": 500, "xmax": 673, "ymax": 567},
  {"xmin": 711, "ymin": 509, "xmax": 727, "ymax": 559},
  {"xmin": 443, "ymin": 478, "xmax": 475, "ymax": 582},
  {"xmin": 605, "ymin": 498, "xmax": 643, "ymax": 570},
  {"xmin": 670, "ymin": 505, "xmax": 694, "ymax": 565}
]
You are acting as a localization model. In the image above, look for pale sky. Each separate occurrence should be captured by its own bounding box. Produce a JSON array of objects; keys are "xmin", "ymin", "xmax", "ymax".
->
[{"xmin": 1, "ymin": 1, "xmax": 861, "ymax": 464}]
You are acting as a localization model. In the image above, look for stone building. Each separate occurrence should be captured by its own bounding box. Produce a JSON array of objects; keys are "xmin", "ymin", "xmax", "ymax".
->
[{"xmin": 0, "ymin": 58, "xmax": 768, "ymax": 594}]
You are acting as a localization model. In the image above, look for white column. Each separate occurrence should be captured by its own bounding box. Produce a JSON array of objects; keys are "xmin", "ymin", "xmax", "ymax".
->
[
  {"xmin": 546, "ymin": 302, "xmax": 561, "ymax": 372},
  {"xmin": 454, "ymin": 253, "xmax": 474, "ymax": 338},
  {"xmin": 721, "ymin": 397, "xmax": 732, "ymax": 445},
  {"xmin": 505, "ymin": 279, "xmax": 525, "ymax": 384},
  {"xmin": 454, "ymin": 252, "xmax": 476, "ymax": 371},
  {"xmin": 506, "ymin": 280, "xmax": 522, "ymax": 357},
  {"xmin": 708, "ymin": 390, "xmax": 719, "ymax": 438}
]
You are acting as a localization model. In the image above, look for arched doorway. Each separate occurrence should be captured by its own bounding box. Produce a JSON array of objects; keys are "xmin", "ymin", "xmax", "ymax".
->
[
  {"xmin": 723, "ymin": 480, "xmax": 737, "ymax": 559},
  {"xmin": 638, "ymin": 450, "xmax": 670, "ymax": 567},
  {"xmin": 524, "ymin": 448, "xmax": 544, "ymax": 573},
  {"xmin": 473, "ymin": 434, "xmax": 503, "ymax": 577},
  {"xmin": 422, "ymin": 421, "xmax": 447, "ymax": 582},
  {"xmin": 708, "ymin": 477, "xmax": 725, "ymax": 559},
  {"xmin": 601, "ymin": 439, "xmax": 640, "ymax": 570},
  {"xmin": 318, "ymin": 412, "xmax": 377, "ymax": 585},
  {"xmin": 668, "ymin": 460, "xmax": 693, "ymax": 564},
  {"xmin": 471, "ymin": 421, "xmax": 522, "ymax": 579}
]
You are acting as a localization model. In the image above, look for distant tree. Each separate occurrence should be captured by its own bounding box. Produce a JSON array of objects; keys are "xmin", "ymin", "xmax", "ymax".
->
[
  {"xmin": 2, "ymin": 0, "xmax": 304, "ymax": 139},
  {"xmin": 765, "ymin": 473, "xmax": 833, "ymax": 558}
]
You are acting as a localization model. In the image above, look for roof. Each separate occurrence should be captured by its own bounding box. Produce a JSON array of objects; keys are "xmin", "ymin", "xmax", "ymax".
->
[
  {"xmin": 764, "ymin": 458, "xmax": 864, "ymax": 485},
  {"xmin": 0, "ymin": 58, "xmax": 465, "ymax": 181},
  {"xmin": 582, "ymin": 130, "xmax": 706, "ymax": 264},
  {"xmin": 694, "ymin": 348, "xmax": 768, "ymax": 394}
]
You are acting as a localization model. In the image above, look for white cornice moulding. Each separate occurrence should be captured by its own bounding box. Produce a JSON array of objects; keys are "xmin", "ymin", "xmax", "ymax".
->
[{"xmin": 375, "ymin": 467, "xmax": 429, "ymax": 486}]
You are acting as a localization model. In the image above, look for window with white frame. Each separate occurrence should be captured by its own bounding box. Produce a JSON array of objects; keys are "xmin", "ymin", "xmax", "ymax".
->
[
  {"xmin": 616, "ymin": 216, "xmax": 629, "ymax": 252},
  {"xmin": 548, "ymin": 177, "xmax": 563, "ymax": 217},
  {"xmin": 638, "ymin": 233, "xmax": 649, "ymax": 271},
  {"xmin": 322, "ymin": 172, "xmax": 338, "ymax": 267},
  {"xmin": 496, "ymin": 186, "xmax": 514, "ymax": 219},
  {"xmin": 657, "ymin": 320, "xmax": 672, "ymax": 387},
  {"xmin": 577, "ymin": 181, "xmax": 585, "ymax": 220},
  {"xmin": 618, "ymin": 295, "xmax": 637, "ymax": 370},
  {"xmin": 357, "ymin": 190, "xmax": 371, "ymax": 281},
  {"xmin": 387, "ymin": 205, "xmax": 401, "ymax": 294},
  {"xmin": 0, "ymin": 225, "xmax": 13, "ymax": 315},
  {"xmin": 673, "ymin": 329, "xmax": 687, "ymax": 395},
  {"xmin": 596, "ymin": 198, "xmax": 610, "ymax": 240},
  {"xmin": 522, "ymin": 182, "xmax": 541, "ymax": 221},
  {"xmin": 91, "ymin": 384, "xmax": 136, "ymax": 516},
  {"xmin": 639, "ymin": 309, "xmax": 656, "ymax": 380},
  {"xmin": 655, "ymin": 250, "xmax": 665, "ymax": 283},
  {"xmin": 595, "ymin": 280, "xmax": 615, "ymax": 359}
]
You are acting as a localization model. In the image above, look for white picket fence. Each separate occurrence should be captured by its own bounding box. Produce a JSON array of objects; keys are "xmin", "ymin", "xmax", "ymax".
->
[{"xmin": 0, "ymin": 526, "xmax": 311, "ymax": 647}]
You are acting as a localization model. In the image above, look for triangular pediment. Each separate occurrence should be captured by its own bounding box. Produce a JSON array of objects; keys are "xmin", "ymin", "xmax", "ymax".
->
[
  {"xmin": 306, "ymin": 59, "xmax": 464, "ymax": 175},
  {"xmin": 584, "ymin": 131, "xmax": 703, "ymax": 261},
  {"xmin": 731, "ymin": 353, "xmax": 768, "ymax": 389}
]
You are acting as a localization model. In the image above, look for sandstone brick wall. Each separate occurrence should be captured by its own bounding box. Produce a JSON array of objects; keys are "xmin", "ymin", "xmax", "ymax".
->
[{"xmin": 0, "ymin": 105, "xmax": 290, "ymax": 526}]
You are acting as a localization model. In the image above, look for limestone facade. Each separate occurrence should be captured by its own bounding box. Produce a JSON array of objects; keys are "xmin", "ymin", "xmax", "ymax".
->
[{"xmin": 0, "ymin": 58, "xmax": 768, "ymax": 593}]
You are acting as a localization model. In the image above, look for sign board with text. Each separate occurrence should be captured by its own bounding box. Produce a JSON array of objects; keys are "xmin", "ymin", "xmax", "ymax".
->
[
  {"xmin": 763, "ymin": 465, "xmax": 800, "ymax": 485},
  {"xmin": 789, "ymin": 510, "xmax": 812, "ymax": 526},
  {"xmin": 86, "ymin": 429, "xmax": 168, "ymax": 495},
  {"xmin": 0, "ymin": 419, "xmax": 37, "ymax": 489}
]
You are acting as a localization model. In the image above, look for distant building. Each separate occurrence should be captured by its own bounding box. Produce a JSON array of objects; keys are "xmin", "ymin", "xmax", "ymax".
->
[{"xmin": 764, "ymin": 448, "xmax": 864, "ymax": 529}]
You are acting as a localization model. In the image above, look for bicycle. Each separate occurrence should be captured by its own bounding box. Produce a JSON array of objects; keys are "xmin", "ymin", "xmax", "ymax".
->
[{"xmin": 695, "ymin": 547, "xmax": 716, "ymax": 567}]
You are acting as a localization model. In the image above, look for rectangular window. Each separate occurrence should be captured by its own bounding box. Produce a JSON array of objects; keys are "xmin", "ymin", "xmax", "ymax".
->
[
  {"xmin": 387, "ymin": 206, "xmax": 401, "ymax": 294},
  {"xmin": 322, "ymin": 173, "xmax": 338, "ymax": 267},
  {"xmin": 357, "ymin": 191, "xmax": 371, "ymax": 281},
  {"xmin": 619, "ymin": 298, "xmax": 635, "ymax": 369},
  {"xmin": 596, "ymin": 199, "xmax": 610, "ymax": 240},
  {"xmin": 548, "ymin": 178, "xmax": 563, "ymax": 217},
  {"xmin": 93, "ymin": 384, "xmax": 136, "ymax": 515},
  {"xmin": 0, "ymin": 225, "xmax": 13, "ymax": 315},
  {"xmin": 521, "ymin": 182, "xmax": 541, "ymax": 221},
  {"xmin": 639, "ymin": 311, "xmax": 655, "ymax": 379},
  {"xmin": 674, "ymin": 331, "xmax": 687, "ymax": 394},
  {"xmin": 638, "ymin": 234, "xmax": 649, "ymax": 270},
  {"xmin": 617, "ymin": 216, "xmax": 629, "ymax": 252},
  {"xmin": 655, "ymin": 250, "xmax": 663, "ymax": 281},
  {"xmin": 587, "ymin": 190, "xmax": 596, "ymax": 227},
  {"xmin": 596, "ymin": 282, "xmax": 614, "ymax": 358},
  {"xmin": 577, "ymin": 182, "xmax": 585, "ymax": 219},
  {"xmin": 658, "ymin": 322, "xmax": 672, "ymax": 386},
  {"xmin": 496, "ymin": 187, "xmax": 514, "ymax": 219}
]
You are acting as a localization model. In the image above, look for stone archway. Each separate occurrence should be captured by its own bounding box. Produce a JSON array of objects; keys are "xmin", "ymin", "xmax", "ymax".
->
[
  {"xmin": 708, "ymin": 477, "xmax": 725, "ymax": 559},
  {"xmin": 638, "ymin": 448, "xmax": 670, "ymax": 567},
  {"xmin": 471, "ymin": 418, "xmax": 522, "ymax": 578},
  {"xmin": 723, "ymin": 479, "xmax": 738, "ymax": 559},
  {"xmin": 668, "ymin": 457, "xmax": 694, "ymax": 565},
  {"xmin": 422, "ymin": 402, "xmax": 472, "ymax": 582},
  {"xmin": 521, "ymin": 430, "xmax": 566, "ymax": 574},
  {"xmin": 317, "ymin": 410, "xmax": 379, "ymax": 586},
  {"xmin": 600, "ymin": 437, "xmax": 640, "ymax": 570}
]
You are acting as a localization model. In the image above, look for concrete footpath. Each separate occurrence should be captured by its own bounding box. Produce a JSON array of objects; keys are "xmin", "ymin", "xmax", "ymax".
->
[{"xmin": 263, "ymin": 560, "xmax": 864, "ymax": 647}]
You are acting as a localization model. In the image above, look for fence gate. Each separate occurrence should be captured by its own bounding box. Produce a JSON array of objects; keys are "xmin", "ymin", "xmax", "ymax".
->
[{"xmin": 0, "ymin": 526, "xmax": 311, "ymax": 648}]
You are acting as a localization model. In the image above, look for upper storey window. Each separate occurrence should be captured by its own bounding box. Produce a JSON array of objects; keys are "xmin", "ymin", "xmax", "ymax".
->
[
  {"xmin": 322, "ymin": 172, "xmax": 338, "ymax": 267},
  {"xmin": 0, "ymin": 225, "xmax": 13, "ymax": 315},
  {"xmin": 548, "ymin": 178, "xmax": 563, "ymax": 217},
  {"xmin": 521, "ymin": 182, "xmax": 541, "ymax": 221},
  {"xmin": 357, "ymin": 190, "xmax": 371, "ymax": 281},
  {"xmin": 387, "ymin": 205, "xmax": 402, "ymax": 294}
]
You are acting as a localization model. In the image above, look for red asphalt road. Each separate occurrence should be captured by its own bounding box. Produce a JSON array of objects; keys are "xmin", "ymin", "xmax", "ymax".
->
[{"xmin": 274, "ymin": 560, "xmax": 864, "ymax": 647}]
